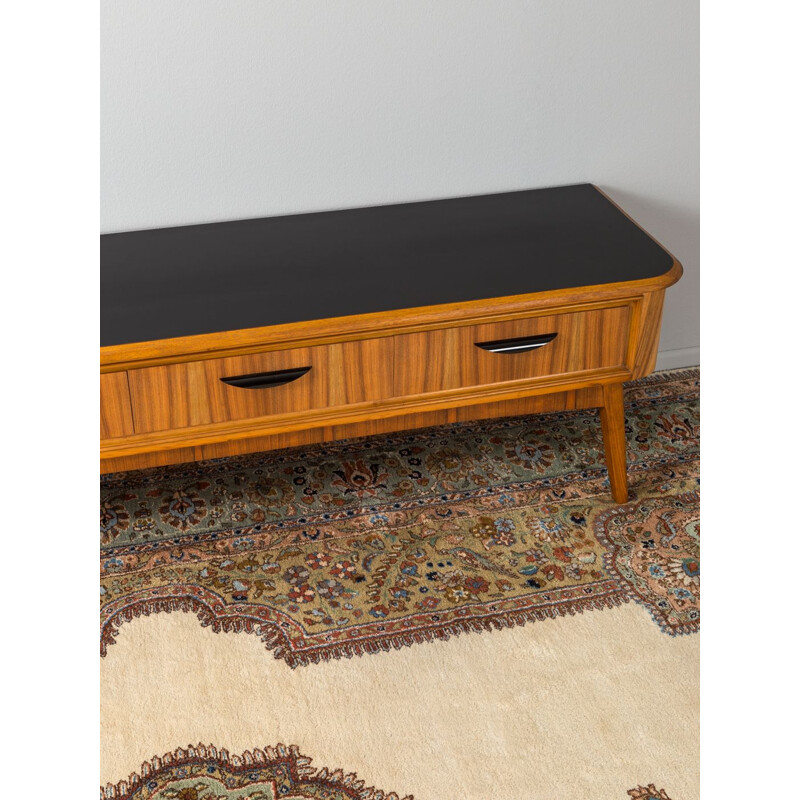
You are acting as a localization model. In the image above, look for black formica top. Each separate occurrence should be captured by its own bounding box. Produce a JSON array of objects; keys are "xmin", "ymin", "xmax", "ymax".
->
[{"xmin": 101, "ymin": 183, "xmax": 674, "ymax": 347}]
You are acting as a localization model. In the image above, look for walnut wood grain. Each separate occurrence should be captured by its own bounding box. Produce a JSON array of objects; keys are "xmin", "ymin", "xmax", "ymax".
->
[
  {"xmin": 103, "ymin": 363, "xmax": 630, "ymax": 460},
  {"xmin": 394, "ymin": 304, "xmax": 631, "ymax": 396},
  {"xmin": 629, "ymin": 289, "xmax": 666, "ymax": 378},
  {"xmin": 599, "ymin": 382, "xmax": 629, "ymax": 503},
  {"xmin": 100, "ymin": 372, "xmax": 134, "ymax": 439},
  {"xmin": 100, "ymin": 283, "xmax": 677, "ymax": 507},
  {"xmin": 128, "ymin": 337, "xmax": 393, "ymax": 434},
  {"xmin": 101, "ymin": 386, "xmax": 605, "ymax": 473}
]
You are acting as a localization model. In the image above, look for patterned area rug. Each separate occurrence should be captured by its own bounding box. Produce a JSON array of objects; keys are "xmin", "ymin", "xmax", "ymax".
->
[{"xmin": 101, "ymin": 368, "xmax": 699, "ymax": 667}]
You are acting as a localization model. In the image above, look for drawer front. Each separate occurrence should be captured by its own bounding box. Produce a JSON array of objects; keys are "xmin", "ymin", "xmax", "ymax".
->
[
  {"xmin": 101, "ymin": 372, "xmax": 135, "ymax": 439},
  {"xmin": 129, "ymin": 338, "xmax": 393, "ymax": 434},
  {"xmin": 394, "ymin": 305, "xmax": 631, "ymax": 396}
]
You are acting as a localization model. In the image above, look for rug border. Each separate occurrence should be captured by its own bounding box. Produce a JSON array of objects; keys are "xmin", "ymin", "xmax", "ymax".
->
[
  {"xmin": 595, "ymin": 490, "xmax": 700, "ymax": 637},
  {"xmin": 100, "ymin": 742, "xmax": 413, "ymax": 800},
  {"xmin": 100, "ymin": 580, "xmax": 630, "ymax": 667}
]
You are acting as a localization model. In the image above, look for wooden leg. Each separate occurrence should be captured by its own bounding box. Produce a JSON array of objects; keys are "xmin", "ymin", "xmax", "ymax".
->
[{"xmin": 599, "ymin": 382, "xmax": 629, "ymax": 503}]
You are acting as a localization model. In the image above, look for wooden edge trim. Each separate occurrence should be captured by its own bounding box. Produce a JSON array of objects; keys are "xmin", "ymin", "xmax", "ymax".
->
[
  {"xmin": 100, "ymin": 367, "xmax": 631, "ymax": 459},
  {"xmin": 100, "ymin": 387, "xmax": 608, "ymax": 473},
  {"xmin": 101, "ymin": 271, "xmax": 680, "ymax": 372},
  {"xmin": 623, "ymin": 296, "xmax": 644, "ymax": 373}
]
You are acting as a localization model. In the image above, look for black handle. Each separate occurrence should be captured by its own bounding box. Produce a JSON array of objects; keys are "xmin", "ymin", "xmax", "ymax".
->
[
  {"xmin": 475, "ymin": 332, "xmax": 558, "ymax": 354},
  {"xmin": 220, "ymin": 366, "xmax": 311, "ymax": 390}
]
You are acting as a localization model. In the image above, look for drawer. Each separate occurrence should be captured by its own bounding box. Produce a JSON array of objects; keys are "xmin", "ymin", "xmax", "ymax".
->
[
  {"xmin": 100, "ymin": 371, "xmax": 135, "ymax": 439},
  {"xmin": 128, "ymin": 338, "xmax": 394, "ymax": 434},
  {"xmin": 393, "ymin": 304, "xmax": 631, "ymax": 396}
]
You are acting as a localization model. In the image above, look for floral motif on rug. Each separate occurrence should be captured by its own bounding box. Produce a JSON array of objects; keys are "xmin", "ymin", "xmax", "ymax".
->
[
  {"xmin": 101, "ymin": 743, "xmax": 411, "ymax": 800},
  {"xmin": 627, "ymin": 784, "xmax": 674, "ymax": 800},
  {"xmin": 598, "ymin": 492, "xmax": 699, "ymax": 634},
  {"xmin": 101, "ymin": 369, "xmax": 699, "ymax": 666}
]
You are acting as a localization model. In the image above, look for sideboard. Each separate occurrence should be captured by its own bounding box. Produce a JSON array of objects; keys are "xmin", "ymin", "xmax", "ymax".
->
[{"xmin": 101, "ymin": 183, "xmax": 682, "ymax": 502}]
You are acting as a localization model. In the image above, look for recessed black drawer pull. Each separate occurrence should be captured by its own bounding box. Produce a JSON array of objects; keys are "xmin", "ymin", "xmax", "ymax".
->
[
  {"xmin": 220, "ymin": 366, "xmax": 311, "ymax": 389},
  {"xmin": 475, "ymin": 332, "xmax": 558, "ymax": 354}
]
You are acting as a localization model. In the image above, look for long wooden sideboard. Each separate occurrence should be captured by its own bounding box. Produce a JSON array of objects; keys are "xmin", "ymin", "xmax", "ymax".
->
[{"xmin": 101, "ymin": 184, "xmax": 682, "ymax": 502}]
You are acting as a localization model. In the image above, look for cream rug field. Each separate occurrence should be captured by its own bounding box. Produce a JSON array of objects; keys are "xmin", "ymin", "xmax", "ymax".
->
[
  {"xmin": 101, "ymin": 603, "xmax": 697, "ymax": 799},
  {"xmin": 100, "ymin": 368, "xmax": 699, "ymax": 799}
]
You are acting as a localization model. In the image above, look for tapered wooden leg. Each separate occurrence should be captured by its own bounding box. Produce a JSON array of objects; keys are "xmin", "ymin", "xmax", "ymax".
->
[{"xmin": 599, "ymin": 382, "xmax": 629, "ymax": 503}]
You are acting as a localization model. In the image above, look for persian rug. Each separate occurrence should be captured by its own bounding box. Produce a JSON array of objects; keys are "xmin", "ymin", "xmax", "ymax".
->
[
  {"xmin": 101, "ymin": 367, "xmax": 699, "ymax": 799},
  {"xmin": 101, "ymin": 368, "xmax": 699, "ymax": 666}
]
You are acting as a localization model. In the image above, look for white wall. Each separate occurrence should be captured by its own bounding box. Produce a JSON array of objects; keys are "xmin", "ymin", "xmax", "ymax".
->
[{"xmin": 101, "ymin": 1, "xmax": 699, "ymax": 365}]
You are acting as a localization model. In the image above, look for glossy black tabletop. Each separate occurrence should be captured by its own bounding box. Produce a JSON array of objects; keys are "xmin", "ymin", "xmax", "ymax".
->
[{"xmin": 101, "ymin": 183, "xmax": 674, "ymax": 347}]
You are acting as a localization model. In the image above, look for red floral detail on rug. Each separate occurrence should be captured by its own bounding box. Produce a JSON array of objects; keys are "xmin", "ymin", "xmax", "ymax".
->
[
  {"xmin": 101, "ymin": 499, "xmax": 131, "ymax": 545},
  {"xmin": 158, "ymin": 487, "xmax": 208, "ymax": 530},
  {"xmin": 101, "ymin": 742, "xmax": 412, "ymax": 800},
  {"xmin": 596, "ymin": 492, "xmax": 699, "ymax": 635},
  {"xmin": 331, "ymin": 459, "xmax": 391, "ymax": 497}
]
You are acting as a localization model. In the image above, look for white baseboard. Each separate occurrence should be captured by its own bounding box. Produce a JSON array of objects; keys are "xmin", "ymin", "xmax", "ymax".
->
[{"xmin": 655, "ymin": 346, "xmax": 700, "ymax": 372}]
